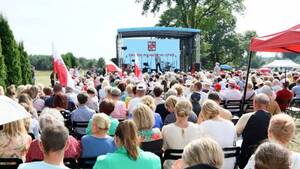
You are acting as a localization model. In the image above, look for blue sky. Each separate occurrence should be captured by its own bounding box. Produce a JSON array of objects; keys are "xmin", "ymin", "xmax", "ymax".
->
[{"xmin": 0, "ymin": 0, "xmax": 300, "ymax": 60}]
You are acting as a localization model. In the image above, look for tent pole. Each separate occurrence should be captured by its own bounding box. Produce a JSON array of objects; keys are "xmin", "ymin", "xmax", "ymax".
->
[
  {"xmin": 241, "ymin": 51, "xmax": 253, "ymax": 117},
  {"xmin": 285, "ymin": 67, "xmax": 287, "ymax": 82}
]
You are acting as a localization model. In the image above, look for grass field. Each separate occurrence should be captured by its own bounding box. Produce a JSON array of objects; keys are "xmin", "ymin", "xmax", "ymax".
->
[
  {"xmin": 34, "ymin": 70, "xmax": 300, "ymax": 152},
  {"xmin": 35, "ymin": 70, "xmax": 51, "ymax": 86}
]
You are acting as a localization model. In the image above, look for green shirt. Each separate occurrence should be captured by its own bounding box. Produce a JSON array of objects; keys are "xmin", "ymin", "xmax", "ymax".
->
[
  {"xmin": 86, "ymin": 116, "xmax": 119, "ymax": 136},
  {"xmin": 93, "ymin": 147, "xmax": 161, "ymax": 169}
]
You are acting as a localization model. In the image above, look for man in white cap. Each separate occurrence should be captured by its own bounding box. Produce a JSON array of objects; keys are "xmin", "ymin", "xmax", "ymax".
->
[{"xmin": 127, "ymin": 83, "xmax": 147, "ymax": 114}]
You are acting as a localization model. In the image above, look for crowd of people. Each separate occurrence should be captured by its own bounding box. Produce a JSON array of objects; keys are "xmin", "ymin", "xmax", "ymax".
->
[{"xmin": 0, "ymin": 68, "xmax": 300, "ymax": 169}]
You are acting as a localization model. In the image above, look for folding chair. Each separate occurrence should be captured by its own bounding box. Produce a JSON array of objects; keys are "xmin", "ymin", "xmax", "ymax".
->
[
  {"xmin": 140, "ymin": 139, "xmax": 163, "ymax": 159},
  {"xmin": 224, "ymin": 100, "xmax": 242, "ymax": 117},
  {"xmin": 78, "ymin": 157, "xmax": 97, "ymax": 169},
  {"xmin": 0, "ymin": 158, "xmax": 23, "ymax": 169},
  {"xmin": 286, "ymin": 98, "xmax": 300, "ymax": 120},
  {"xmin": 72, "ymin": 121, "xmax": 89, "ymax": 140},
  {"xmin": 162, "ymin": 149, "xmax": 183, "ymax": 163},
  {"xmin": 223, "ymin": 147, "xmax": 240, "ymax": 169}
]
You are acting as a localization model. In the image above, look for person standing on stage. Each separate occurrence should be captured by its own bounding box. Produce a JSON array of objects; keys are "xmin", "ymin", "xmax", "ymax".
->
[
  {"xmin": 155, "ymin": 55, "xmax": 162, "ymax": 73},
  {"xmin": 214, "ymin": 62, "xmax": 221, "ymax": 76}
]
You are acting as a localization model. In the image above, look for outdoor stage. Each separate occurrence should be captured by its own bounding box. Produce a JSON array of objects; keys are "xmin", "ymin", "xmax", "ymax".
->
[{"xmin": 115, "ymin": 27, "xmax": 201, "ymax": 72}]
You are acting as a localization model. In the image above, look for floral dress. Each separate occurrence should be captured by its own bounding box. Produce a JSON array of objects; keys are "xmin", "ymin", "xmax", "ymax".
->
[
  {"xmin": 0, "ymin": 132, "xmax": 31, "ymax": 161},
  {"xmin": 138, "ymin": 128, "xmax": 162, "ymax": 142}
]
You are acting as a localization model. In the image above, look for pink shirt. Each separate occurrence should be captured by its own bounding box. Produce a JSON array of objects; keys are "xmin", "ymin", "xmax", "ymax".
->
[{"xmin": 110, "ymin": 101, "xmax": 127, "ymax": 120}]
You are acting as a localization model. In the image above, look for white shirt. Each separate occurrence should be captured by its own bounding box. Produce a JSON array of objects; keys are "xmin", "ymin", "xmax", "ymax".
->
[
  {"xmin": 18, "ymin": 161, "xmax": 69, "ymax": 169},
  {"xmin": 244, "ymin": 151, "xmax": 300, "ymax": 169},
  {"xmin": 162, "ymin": 122, "xmax": 200, "ymax": 169},
  {"xmin": 127, "ymin": 97, "xmax": 142, "ymax": 114},
  {"xmin": 199, "ymin": 119, "xmax": 237, "ymax": 169},
  {"xmin": 221, "ymin": 88, "xmax": 242, "ymax": 100},
  {"xmin": 162, "ymin": 122, "xmax": 199, "ymax": 150}
]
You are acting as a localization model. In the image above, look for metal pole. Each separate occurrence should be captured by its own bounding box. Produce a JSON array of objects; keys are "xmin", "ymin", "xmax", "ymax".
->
[
  {"xmin": 285, "ymin": 67, "xmax": 287, "ymax": 82},
  {"xmin": 241, "ymin": 51, "xmax": 253, "ymax": 116}
]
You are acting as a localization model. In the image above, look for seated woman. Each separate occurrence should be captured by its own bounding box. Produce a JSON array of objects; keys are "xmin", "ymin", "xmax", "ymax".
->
[
  {"xmin": 198, "ymin": 100, "xmax": 236, "ymax": 169},
  {"xmin": 0, "ymin": 119, "xmax": 32, "ymax": 161},
  {"xmin": 25, "ymin": 108, "xmax": 81, "ymax": 162},
  {"xmin": 93, "ymin": 120, "xmax": 161, "ymax": 169},
  {"xmin": 86, "ymin": 99, "xmax": 119, "ymax": 136},
  {"xmin": 141, "ymin": 95, "xmax": 163, "ymax": 129},
  {"xmin": 81, "ymin": 113, "xmax": 116, "ymax": 157},
  {"xmin": 20, "ymin": 102, "xmax": 40, "ymax": 139},
  {"xmin": 52, "ymin": 93, "xmax": 72, "ymax": 129},
  {"xmin": 164, "ymin": 96, "xmax": 197, "ymax": 125},
  {"xmin": 172, "ymin": 137, "xmax": 224, "ymax": 169},
  {"xmin": 253, "ymin": 142, "xmax": 290, "ymax": 169},
  {"xmin": 132, "ymin": 104, "xmax": 162, "ymax": 142},
  {"xmin": 110, "ymin": 87, "xmax": 127, "ymax": 120},
  {"xmin": 162, "ymin": 99, "xmax": 199, "ymax": 169},
  {"xmin": 245, "ymin": 113, "xmax": 300, "ymax": 169}
]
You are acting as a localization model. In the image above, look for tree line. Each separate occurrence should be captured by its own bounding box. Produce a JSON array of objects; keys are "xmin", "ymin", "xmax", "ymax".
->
[
  {"xmin": 29, "ymin": 53, "xmax": 105, "ymax": 71},
  {"xmin": 137, "ymin": 0, "xmax": 266, "ymax": 69},
  {"xmin": 0, "ymin": 15, "xmax": 32, "ymax": 88}
]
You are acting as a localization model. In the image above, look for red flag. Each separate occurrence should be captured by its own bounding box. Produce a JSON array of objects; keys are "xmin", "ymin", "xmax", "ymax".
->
[
  {"xmin": 52, "ymin": 47, "xmax": 74, "ymax": 88},
  {"xmin": 134, "ymin": 53, "xmax": 142, "ymax": 79}
]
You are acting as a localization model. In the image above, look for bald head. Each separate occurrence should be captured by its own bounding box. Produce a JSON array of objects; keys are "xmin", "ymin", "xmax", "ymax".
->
[{"xmin": 254, "ymin": 93, "xmax": 270, "ymax": 110}]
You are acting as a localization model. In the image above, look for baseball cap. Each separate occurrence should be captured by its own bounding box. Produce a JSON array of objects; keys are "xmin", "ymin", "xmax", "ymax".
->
[{"xmin": 136, "ymin": 83, "xmax": 147, "ymax": 91}]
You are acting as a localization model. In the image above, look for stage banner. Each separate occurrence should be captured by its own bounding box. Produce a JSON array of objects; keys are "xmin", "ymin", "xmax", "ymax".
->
[{"xmin": 122, "ymin": 39, "xmax": 180, "ymax": 71}]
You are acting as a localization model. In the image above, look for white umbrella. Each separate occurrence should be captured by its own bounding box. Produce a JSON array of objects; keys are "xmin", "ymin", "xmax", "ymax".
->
[{"xmin": 0, "ymin": 96, "xmax": 31, "ymax": 125}]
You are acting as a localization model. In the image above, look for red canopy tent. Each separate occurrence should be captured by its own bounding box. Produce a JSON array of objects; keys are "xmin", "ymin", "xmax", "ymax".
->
[
  {"xmin": 249, "ymin": 24, "xmax": 300, "ymax": 53},
  {"xmin": 241, "ymin": 24, "xmax": 300, "ymax": 116}
]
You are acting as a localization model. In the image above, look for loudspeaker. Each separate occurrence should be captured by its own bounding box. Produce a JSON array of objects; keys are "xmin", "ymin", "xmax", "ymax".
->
[{"xmin": 111, "ymin": 58, "xmax": 118, "ymax": 65}]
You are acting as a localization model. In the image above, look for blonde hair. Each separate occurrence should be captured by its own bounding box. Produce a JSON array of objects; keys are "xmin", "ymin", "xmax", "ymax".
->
[
  {"xmin": 201, "ymin": 100, "xmax": 220, "ymax": 120},
  {"xmin": 254, "ymin": 142, "xmax": 290, "ymax": 169},
  {"xmin": 115, "ymin": 120, "xmax": 140, "ymax": 160},
  {"xmin": 92, "ymin": 113, "xmax": 111, "ymax": 130},
  {"xmin": 182, "ymin": 137, "xmax": 224, "ymax": 168},
  {"xmin": 173, "ymin": 84, "xmax": 184, "ymax": 96},
  {"xmin": 101, "ymin": 80, "xmax": 110, "ymax": 89},
  {"xmin": 269, "ymin": 113, "xmax": 295, "ymax": 144},
  {"xmin": 39, "ymin": 108, "xmax": 64, "ymax": 131},
  {"xmin": 141, "ymin": 95, "xmax": 156, "ymax": 111},
  {"xmin": 2, "ymin": 119, "xmax": 27, "ymax": 137},
  {"xmin": 125, "ymin": 84, "xmax": 134, "ymax": 95},
  {"xmin": 175, "ymin": 100, "xmax": 192, "ymax": 117},
  {"xmin": 132, "ymin": 104, "xmax": 154, "ymax": 130},
  {"xmin": 165, "ymin": 95, "xmax": 178, "ymax": 110}
]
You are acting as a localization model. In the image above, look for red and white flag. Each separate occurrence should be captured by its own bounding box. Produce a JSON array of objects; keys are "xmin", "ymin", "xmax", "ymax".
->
[
  {"xmin": 52, "ymin": 46, "xmax": 75, "ymax": 88},
  {"xmin": 106, "ymin": 61, "xmax": 122, "ymax": 73},
  {"xmin": 134, "ymin": 53, "xmax": 142, "ymax": 79}
]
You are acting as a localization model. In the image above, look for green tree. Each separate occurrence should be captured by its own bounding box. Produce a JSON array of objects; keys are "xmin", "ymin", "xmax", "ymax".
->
[
  {"xmin": 96, "ymin": 57, "xmax": 105, "ymax": 68},
  {"xmin": 0, "ymin": 15, "xmax": 22, "ymax": 86},
  {"xmin": 62, "ymin": 52, "xmax": 78, "ymax": 68},
  {"xmin": 138, "ymin": 0, "xmax": 245, "ymax": 69},
  {"xmin": 18, "ymin": 42, "xmax": 32, "ymax": 84},
  {"xmin": 29, "ymin": 55, "xmax": 53, "ymax": 70},
  {"xmin": 138, "ymin": 0, "xmax": 244, "ymax": 28},
  {"xmin": 0, "ymin": 37, "xmax": 7, "ymax": 88}
]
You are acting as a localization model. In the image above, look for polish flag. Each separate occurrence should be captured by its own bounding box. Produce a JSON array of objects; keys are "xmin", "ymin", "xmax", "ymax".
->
[
  {"xmin": 134, "ymin": 53, "xmax": 142, "ymax": 79},
  {"xmin": 52, "ymin": 47, "xmax": 75, "ymax": 88},
  {"xmin": 106, "ymin": 61, "xmax": 122, "ymax": 73}
]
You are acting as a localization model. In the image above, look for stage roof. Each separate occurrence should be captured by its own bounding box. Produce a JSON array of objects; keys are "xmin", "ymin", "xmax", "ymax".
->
[{"xmin": 117, "ymin": 27, "xmax": 201, "ymax": 38}]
